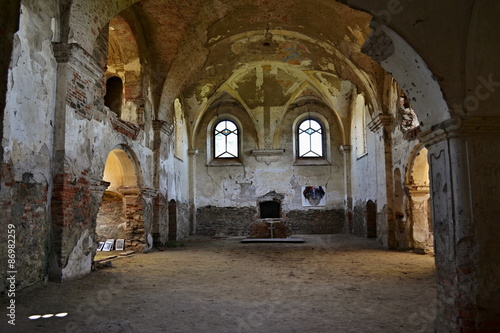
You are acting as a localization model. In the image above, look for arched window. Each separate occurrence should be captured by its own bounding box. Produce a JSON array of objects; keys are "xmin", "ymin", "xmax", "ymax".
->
[
  {"xmin": 214, "ymin": 119, "xmax": 239, "ymax": 159},
  {"xmin": 298, "ymin": 118, "xmax": 324, "ymax": 158},
  {"xmin": 104, "ymin": 76, "xmax": 123, "ymax": 117}
]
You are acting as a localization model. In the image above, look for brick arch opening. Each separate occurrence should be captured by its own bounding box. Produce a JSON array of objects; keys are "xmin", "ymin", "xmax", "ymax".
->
[
  {"xmin": 104, "ymin": 76, "xmax": 123, "ymax": 117},
  {"xmin": 96, "ymin": 148, "xmax": 146, "ymax": 253}
]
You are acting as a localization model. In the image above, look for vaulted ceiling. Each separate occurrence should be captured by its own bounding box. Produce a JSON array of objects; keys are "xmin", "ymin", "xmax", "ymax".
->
[{"xmin": 104, "ymin": 0, "xmax": 387, "ymax": 119}]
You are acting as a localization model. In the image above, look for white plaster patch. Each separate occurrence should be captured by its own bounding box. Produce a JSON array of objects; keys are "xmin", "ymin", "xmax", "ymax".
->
[{"xmin": 62, "ymin": 229, "xmax": 93, "ymax": 281}]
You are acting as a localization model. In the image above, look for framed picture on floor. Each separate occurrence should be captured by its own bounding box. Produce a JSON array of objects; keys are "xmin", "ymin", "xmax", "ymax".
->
[
  {"xmin": 115, "ymin": 239, "xmax": 125, "ymax": 251},
  {"xmin": 102, "ymin": 239, "xmax": 114, "ymax": 251}
]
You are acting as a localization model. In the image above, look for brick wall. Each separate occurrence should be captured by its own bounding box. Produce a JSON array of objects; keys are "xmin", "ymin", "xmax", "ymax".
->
[
  {"xmin": 195, "ymin": 205, "xmax": 346, "ymax": 236},
  {"xmin": 286, "ymin": 209, "xmax": 345, "ymax": 234},
  {"xmin": 0, "ymin": 164, "xmax": 49, "ymax": 291},
  {"xmin": 95, "ymin": 191, "xmax": 127, "ymax": 241},
  {"xmin": 196, "ymin": 206, "xmax": 256, "ymax": 236}
]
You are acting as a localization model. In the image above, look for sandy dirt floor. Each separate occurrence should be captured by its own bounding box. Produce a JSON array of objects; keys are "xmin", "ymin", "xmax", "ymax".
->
[{"xmin": 2, "ymin": 235, "xmax": 436, "ymax": 333}]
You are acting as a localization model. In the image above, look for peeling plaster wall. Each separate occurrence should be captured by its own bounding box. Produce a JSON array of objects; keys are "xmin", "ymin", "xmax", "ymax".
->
[
  {"xmin": 350, "ymin": 120, "xmax": 378, "ymax": 237},
  {"xmin": 192, "ymin": 95, "xmax": 347, "ymax": 236},
  {"xmin": 1, "ymin": 1, "xmax": 57, "ymax": 291}
]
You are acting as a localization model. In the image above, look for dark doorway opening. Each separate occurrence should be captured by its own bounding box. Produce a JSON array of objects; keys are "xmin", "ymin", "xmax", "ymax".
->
[
  {"xmin": 366, "ymin": 200, "xmax": 377, "ymax": 238},
  {"xmin": 104, "ymin": 76, "xmax": 123, "ymax": 117},
  {"xmin": 168, "ymin": 199, "xmax": 177, "ymax": 241},
  {"xmin": 260, "ymin": 201, "xmax": 280, "ymax": 218}
]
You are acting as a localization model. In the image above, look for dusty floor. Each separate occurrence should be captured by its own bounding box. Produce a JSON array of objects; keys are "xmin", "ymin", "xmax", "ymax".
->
[{"xmin": 2, "ymin": 235, "xmax": 436, "ymax": 333}]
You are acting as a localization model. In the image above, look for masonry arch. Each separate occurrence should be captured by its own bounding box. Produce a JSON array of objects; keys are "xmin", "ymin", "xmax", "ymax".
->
[
  {"xmin": 96, "ymin": 146, "xmax": 147, "ymax": 252},
  {"xmin": 406, "ymin": 145, "xmax": 433, "ymax": 252},
  {"xmin": 104, "ymin": 14, "xmax": 144, "ymax": 125}
]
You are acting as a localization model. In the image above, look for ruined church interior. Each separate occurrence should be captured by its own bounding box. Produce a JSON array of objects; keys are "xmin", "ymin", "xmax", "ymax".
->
[{"xmin": 1, "ymin": 0, "xmax": 499, "ymax": 332}]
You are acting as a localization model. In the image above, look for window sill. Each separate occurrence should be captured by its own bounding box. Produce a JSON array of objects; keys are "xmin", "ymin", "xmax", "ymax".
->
[
  {"xmin": 207, "ymin": 159, "xmax": 244, "ymax": 167},
  {"xmin": 294, "ymin": 158, "xmax": 331, "ymax": 166},
  {"xmin": 356, "ymin": 152, "xmax": 368, "ymax": 160}
]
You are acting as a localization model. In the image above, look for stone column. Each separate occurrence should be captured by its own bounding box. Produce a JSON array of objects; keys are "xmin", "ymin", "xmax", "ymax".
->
[
  {"xmin": 421, "ymin": 117, "xmax": 500, "ymax": 331},
  {"xmin": 50, "ymin": 42, "xmax": 106, "ymax": 282},
  {"xmin": 188, "ymin": 148, "xmax": 199, "ymax": 235},
  {"xmin": 141, "ymin": 187, "xmax": 159, "ymax": 252},
  {"xmin": 368, "ymin": 114, "xmax": 394, "ymax": 247},
  {"xmin": 407, "ymin": 185, "xmax": 432, "ymax": 250},
  {"xmin": 152, "ymin": 119, "xmax": 165, "ymax": 244},
  {"xmin": 340, "ymin": 145, "xmax": 352, "ymax": 233}
]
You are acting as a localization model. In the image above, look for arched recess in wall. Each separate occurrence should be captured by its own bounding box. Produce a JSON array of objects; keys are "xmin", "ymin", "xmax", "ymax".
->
[
  {"xmin": 366, "ymin": 200, "xmax": 377, "ymax": 238},
  {"xmin": 407, "ymin": 145, "xmax": 433, "ymax": 252},
  {"xmin": 96, "ymin": 147, "xmax": 147, "ymax": 253},
  {"xmin": 104, "ymin": 14, "xmax": 144, "ymax": 125},
  {"xmin": 195, "ymin": 95, "xmax": 259, "ymax": 163},
  {"xmin": 168, "ymin": 199, "xmax": 177, "ymax": 241},
  {"xmin": 290, "ymin": 104, "xmax": 333, "ymax": 164},
  {"xmin": 393, "ymin": 168, "xmax": 409, "ymax": 249},
  {"xmin": 192, "ymin": 91, "xmax": 259, "ymax": 148}
]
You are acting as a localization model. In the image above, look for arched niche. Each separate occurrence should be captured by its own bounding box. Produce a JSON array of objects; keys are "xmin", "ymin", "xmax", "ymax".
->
[
  {"xmin": 96, "ymin": 147, "xmax": 146, "ymax": 252},
  {"xmin": 407, "ymin": 146, "xmax": 433, "ymax": 252},
  {"xmin": 105, "ymin": 14, "xmax": 144, "ymax": 125},
  {"xmin": 103, "ymin": 148, "xmax": 139, "ymax": 192}
]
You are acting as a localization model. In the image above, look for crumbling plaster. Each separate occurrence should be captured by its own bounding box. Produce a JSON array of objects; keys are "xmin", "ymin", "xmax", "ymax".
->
[{"xmin": 2, "ymin": 0, "xmax": 500, "ymax": 330}]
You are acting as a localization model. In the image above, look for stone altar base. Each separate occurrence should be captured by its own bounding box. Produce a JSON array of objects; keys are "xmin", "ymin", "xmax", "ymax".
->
[{"xmin": 249, "ymin": 218, "xmax": 291, "ymax": 238}]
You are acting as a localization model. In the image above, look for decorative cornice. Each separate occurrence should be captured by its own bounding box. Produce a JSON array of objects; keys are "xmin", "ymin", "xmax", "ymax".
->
[
  {"xmin": 141, "ymin": 187, "xmax": 159, "ymax": 198},
  {"xmin": 52, "ymin": 42, "xmax": 71, "ymax": 63},
  {"xmin": 188, "ymin": 149, "xmax": 199, "ymax": 157},
  {"xmin": 339, "ymin": 145, "xmax": 351, "ymax": 154},
  {"xmin": 152, "ymin": 119, "xmax": 174, "ymax": 136},
  {"xmin": 251, "ymin": 149, "xmax": 285, "ymax": 165},
  {"xmin": 368, "ymin": 114, "xmax": 392, "ymax": 132},
  {"xmin": 53, "ymin": 42, "xmax": 103, "ymax": 75},
  {"xmin": 419, "ymin": 117, "xmax": 500, "ymax": 147},
  {"xmin": 110, "ymin": 114, "xmax": 141, "ymax": 140}
]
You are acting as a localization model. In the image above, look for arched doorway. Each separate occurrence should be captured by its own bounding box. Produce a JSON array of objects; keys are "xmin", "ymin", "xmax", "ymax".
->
[
  {"xmin": 393, "ymin": 168, "xmax": 409, "ymax": 249},
  {"xmin": 366, "ymin": 200, "xmax": 377, "ymax": 238},
  {"xmin": 96, "ymin": 148, "xmax": 145, "ymax": 252},
  {"xmin": 407, "ymin": 146, "xmax": 433, "ymax": 252},
  {"xmin": 168, "ymin": 199, "xmax": 177, "ymax": 241}
]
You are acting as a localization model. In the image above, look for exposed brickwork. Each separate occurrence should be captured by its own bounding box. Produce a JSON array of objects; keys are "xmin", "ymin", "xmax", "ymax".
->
[
  {"xmin": 51, "ymin": 170, "xmax": 92, "ymax": 228},
  {"xmin": 123, "ymin": 194, "xmax": 145, "ymax": 250},
  {"xmin": 196, "ymin": 206, "xmax": 345, "ymax": 236},
  {"xmin": 95, "ymin": 191, "xmax": 127, "ymax": 241},
  {"xmin": 351, "ymin": 204, "xmax": 366, "ymax": 237},
  {"xmin": 196, "ymin": 206, "xmax": 256, "ymax": 236},
  {"xmin": 250, "ymin": 220, "xmax": 291, "ymax": 238},
  {"xmin": 110, "ymin": 116, "xmax": 141, "ymax": 139},
  {"xmin": 176, "ymin": 201, "xmax": 190, "ymax": 239},
  {"xmin": 286, "ymin": 209, "xmax": 345, "ymax": 234},
  {"xmin": 0, "ymin": 163, "xmax": 48, "ymax": 291}
]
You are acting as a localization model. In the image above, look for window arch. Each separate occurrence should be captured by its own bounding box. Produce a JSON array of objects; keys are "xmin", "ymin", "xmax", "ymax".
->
[
  {"xmin": 297, "ymin": 118, "xmax": 324, "ymax": 158},
  {"xmin": 214, "ymin": 119, "xmax": 239, "ymax": 159},
  {"xmin": 104, "ymin": 76, "xmax": 123, "ymax": 117}
]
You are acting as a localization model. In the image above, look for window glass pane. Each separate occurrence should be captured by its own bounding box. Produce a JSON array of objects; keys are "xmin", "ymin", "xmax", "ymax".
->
[
  {"xmin": 298, "ymin": 118, "xmax": 323, "ymax": 158},
  {"xmin": 214, "ymin": 120, "xmax": 238, "ymax": 159}
]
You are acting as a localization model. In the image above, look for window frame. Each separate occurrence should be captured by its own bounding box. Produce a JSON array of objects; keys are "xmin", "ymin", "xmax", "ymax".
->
[
  {"xmin": 207, "ymin": 115, "xmax": 244, "ymax": 167},
  {"xmin": 297, "ymin": 117, "xmax": 325, "ymax": 158},
  {"xmin": 293, "ymin": 113, "xmax": 331, "ymax": 166},
  {"xmin": 213, "ymin": 119, "xmax": 240, "ymax": 159}
]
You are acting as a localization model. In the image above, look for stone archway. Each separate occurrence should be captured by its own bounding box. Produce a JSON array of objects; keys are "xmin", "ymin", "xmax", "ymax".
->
[
  {"xmin": 96, "ymin": 148, "xmax": 146, "ymax": 252},
  {"xmin": 407, "ymin": 146, "xmax": 433, "ymax": 252}
]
